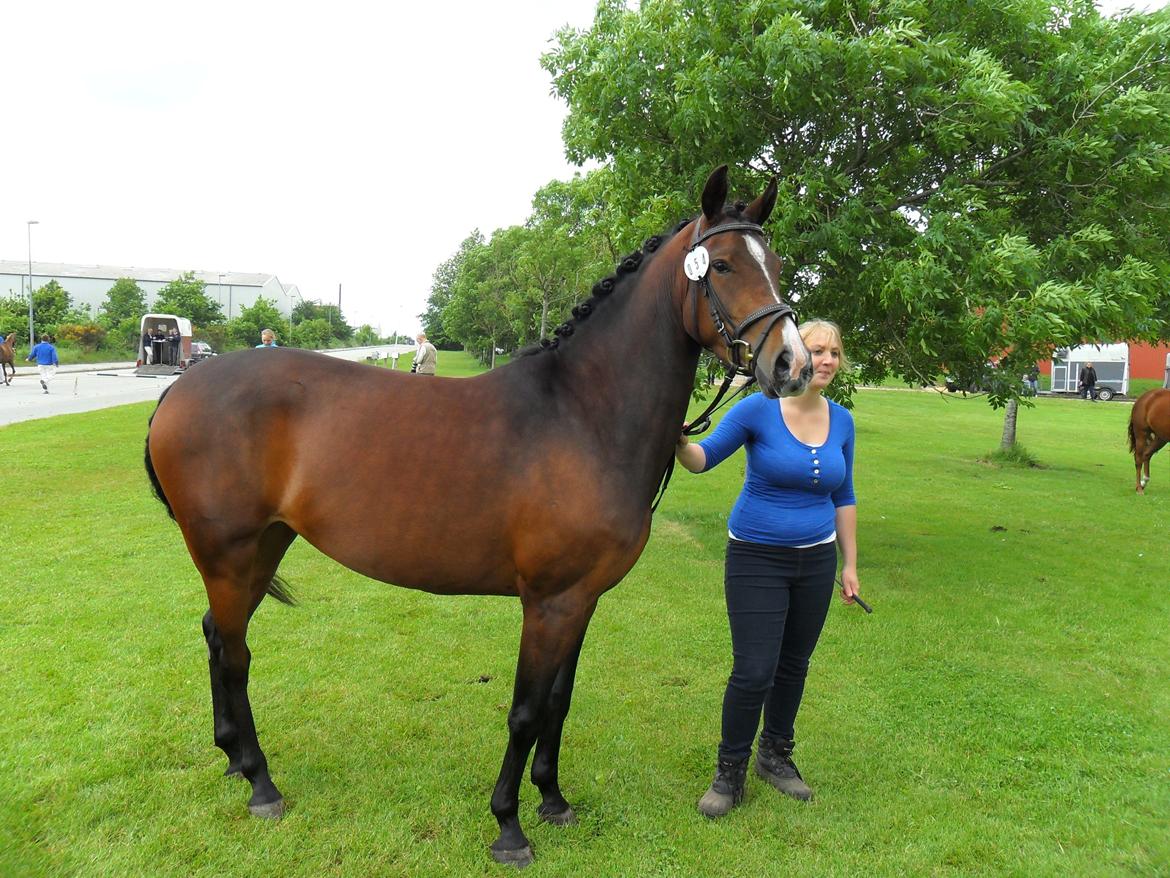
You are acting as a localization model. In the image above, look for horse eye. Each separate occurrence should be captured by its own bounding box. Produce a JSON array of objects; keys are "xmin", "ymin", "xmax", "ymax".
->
[{"xmin": 712, "ymin": 260, "xmax": 731, "ymax": 273}]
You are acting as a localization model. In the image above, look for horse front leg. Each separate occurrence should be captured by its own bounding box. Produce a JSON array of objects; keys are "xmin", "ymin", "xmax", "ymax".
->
[
  {"xmin": 532, "ymin": 629, "xmax": 589, "ymax": 825},
  {"xmin": 1143, "ymin": 436, "xmax": 1167, "ymax": 492},
  {"xmin": 490, "ymin": 601, "xmax": 592, "ymax": 867}
]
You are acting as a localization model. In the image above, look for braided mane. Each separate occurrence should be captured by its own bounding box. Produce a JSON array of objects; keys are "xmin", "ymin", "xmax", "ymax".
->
[{"xmin": 517, "ymin": 218, "xmax": 693, "ymax": 358}]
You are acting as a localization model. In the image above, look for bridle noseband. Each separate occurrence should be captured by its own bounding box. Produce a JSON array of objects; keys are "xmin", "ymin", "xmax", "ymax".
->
[{"xmin": 685, "ymin": 219, "xmax": 796, "ymax": 375}]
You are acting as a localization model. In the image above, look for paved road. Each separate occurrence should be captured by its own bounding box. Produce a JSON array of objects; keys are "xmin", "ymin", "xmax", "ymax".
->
[
  {"xmin": 0, "ymin": 365, "xmax": 177, "ymax": 427},
  {"xmin": 0, "ymin": 345, "xmax": 414, "ymax": 427}
]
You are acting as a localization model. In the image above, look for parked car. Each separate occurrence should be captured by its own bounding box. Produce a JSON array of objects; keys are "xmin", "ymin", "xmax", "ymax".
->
[{"xmin": 190, "ymin": 341, "xmax": 217, "ymax": 364}]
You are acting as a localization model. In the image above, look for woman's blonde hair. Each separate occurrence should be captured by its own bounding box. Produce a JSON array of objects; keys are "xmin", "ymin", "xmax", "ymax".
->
[{"xmin": 799, "ymin": 319, "xmax": 849, "ymax": 372}]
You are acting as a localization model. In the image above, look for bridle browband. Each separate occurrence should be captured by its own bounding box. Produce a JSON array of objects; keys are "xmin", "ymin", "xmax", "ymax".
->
[{"xmin": 685, "ymin": 218, "xmax": 796, "ymax": 375}]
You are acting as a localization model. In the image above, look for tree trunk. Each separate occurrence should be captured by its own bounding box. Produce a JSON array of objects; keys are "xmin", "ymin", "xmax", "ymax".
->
[
  {"xmin": 539, "ymin": 292, "xmax": 550, "ymax": 340},
  {"xmin": 1000, "ymin": 398, "xmax": 1018, "ymax": 449}
]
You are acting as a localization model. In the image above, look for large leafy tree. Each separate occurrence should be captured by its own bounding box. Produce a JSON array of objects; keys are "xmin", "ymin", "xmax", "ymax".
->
[
  {"xmin": 32, "ymin": 280, "xmax": 86, "ymax": 337},
  {"xmin": 291, "ymin": 300, "xmax": 352, "ymax": 342},
  {"xmin": 229, "ymin": 296, "xmax": 288, "ymax": 348},
  {"xmin": 98, "ymin": 278, "xmax": 147, "ymax": 327},
  {"xmin": 514, "ymin": 176, "xmax": 615, "ymax": 342},
  {"xmin": 544, "ymin": 0, "xmax": 1170, "ymax": 444},
  {"xmin": 442, "ymin": 228, "xmax": 525, "ymax": 364},
  {"xmin": 0, "ymin": 295, "xmax": 29, "ymax": 342},
  {"xmin": 426, "ymin": 175, "xmax": 619, "ymax": 359},
  {"xmin": 153, "ymin": 272, "xmax": 224, "ymax": 326},
  {"xmin": 424, "ymin": 231, "xmax": 485, "ymax": 349}
]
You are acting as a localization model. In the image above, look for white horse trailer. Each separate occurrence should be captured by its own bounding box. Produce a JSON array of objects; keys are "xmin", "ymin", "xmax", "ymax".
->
[{"xmin": 1050, "ymin": 342, "xmax": 1129, "ymax": 400}]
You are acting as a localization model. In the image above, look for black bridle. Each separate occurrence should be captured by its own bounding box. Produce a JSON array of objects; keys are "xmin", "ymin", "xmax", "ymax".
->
[
  {"xmin": 652, "ymin": 218, "xmax": 798, "ymax": 511},
  {"xmin": 685, "ymin": 219, "xmax": 796, "ymax": 375}
]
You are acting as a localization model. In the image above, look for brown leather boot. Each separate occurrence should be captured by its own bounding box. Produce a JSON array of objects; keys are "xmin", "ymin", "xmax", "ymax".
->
[
  {"xmin": 755, "ymin": 736, "xmax": 813, "ymax": 801},
  {"xmin": 697, "ymin": 756, "xmax": 749, "ymax": 818}
]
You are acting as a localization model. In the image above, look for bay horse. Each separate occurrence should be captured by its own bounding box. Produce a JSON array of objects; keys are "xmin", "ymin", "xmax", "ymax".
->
[
  {"xmin": 1128, "ymin": 388, "xmax": 1170, "ymax": 493},
  {"xmin": 144, "ymin": 166, "xmax": 811, "ymax": 866},
  {"xmin": 0, "ymin": 333, "xmax": 15, "ymax": 385}
]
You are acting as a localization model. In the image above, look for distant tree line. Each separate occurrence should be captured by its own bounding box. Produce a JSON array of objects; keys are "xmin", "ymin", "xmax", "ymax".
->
[{"xmin": 0, "ymin": 271, "xmax": 398, "ymax": 355}]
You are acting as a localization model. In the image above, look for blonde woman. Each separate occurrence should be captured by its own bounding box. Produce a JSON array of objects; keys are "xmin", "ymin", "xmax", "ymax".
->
[{"xmin": 675, "ymin": 319, "xmax": 861, "ymax": 818}]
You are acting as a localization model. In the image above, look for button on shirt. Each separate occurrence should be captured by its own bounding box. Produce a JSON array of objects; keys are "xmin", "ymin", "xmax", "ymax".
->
[{"xmin": 698, "ymin": 393, "xmax": 856, "ymax": 546}]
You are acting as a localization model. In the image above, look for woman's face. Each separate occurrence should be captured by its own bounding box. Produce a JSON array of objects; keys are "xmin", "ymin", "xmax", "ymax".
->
[{"xmin": 803, "ymin": 330, "xmax": 841, "ymax": 391}]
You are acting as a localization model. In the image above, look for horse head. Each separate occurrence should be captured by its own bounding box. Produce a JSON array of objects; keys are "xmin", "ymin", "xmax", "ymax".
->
[{"xmin": 681, "ymin": 166, "xmax": 811, "ymax": 398}]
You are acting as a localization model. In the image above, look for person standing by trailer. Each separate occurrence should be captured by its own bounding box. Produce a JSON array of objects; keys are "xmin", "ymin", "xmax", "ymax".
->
[
  {"xmin": 674, "ymin": 319, "xmax": 861, "ymax": 818},
  {"xmin": 1079, "ymin": 361, "xmax": 1098, "ymax": 401},
  {"xmin": 26, "ymin": 334, "xmax": 59, "ymax": 394}
]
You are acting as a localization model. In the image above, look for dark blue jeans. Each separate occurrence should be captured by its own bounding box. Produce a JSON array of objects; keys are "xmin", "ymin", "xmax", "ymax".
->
[{"xmin": 718, "ymin": 538, "xmax": 837, "ymax": 761}]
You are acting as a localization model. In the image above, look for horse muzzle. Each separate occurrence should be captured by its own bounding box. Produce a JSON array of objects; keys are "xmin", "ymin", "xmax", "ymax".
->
[{"xmin": 754, "ymin": 315, "xmax": 811, "ymax": 398}]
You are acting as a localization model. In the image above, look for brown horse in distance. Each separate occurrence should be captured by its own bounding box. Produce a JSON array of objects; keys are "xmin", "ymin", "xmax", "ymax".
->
[
  {"xmin": 144, "ymin": 167, "xmax": 812, "ymax": 867},
  {"xmin": 1128, "ymin": 388, "xmax": 1170, "ymax": 493},
  {"xmin": 0, "ymin": 333, "xmax": 16, "ymax": 385}
]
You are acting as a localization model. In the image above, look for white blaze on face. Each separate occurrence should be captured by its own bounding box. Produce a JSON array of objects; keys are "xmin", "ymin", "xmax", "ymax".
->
[
  {"xmin": 781, "ymin": 316, "xmax": 809, "ymax": 379},
  {"xmin": 744, "ymin": 236, "xmax": 782, "ymax": 304},
  {"xmin": 742, "ymin": 235, "xmax": 807, "ymax": 381}
]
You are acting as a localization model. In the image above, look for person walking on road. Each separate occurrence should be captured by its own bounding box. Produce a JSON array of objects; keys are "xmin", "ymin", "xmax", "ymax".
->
[{"xmin": 26, "ymin": 334, "xmax": 59, "ymax": 394}]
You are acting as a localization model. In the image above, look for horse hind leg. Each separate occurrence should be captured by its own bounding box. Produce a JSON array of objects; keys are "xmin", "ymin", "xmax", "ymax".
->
[
  {"xmin": 198, "ymin": 522, "xmax": 297, "ymax": 817},
  {"xmin": 204, "ymin": 610, "xmax": 245, "ymax": 776}
]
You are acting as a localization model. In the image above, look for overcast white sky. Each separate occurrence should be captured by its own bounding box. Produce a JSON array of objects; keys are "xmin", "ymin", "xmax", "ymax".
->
[
  {"xmin": 2, "ymin": 0, "xmax": 1163, "ymax": 336},
  {"xmin": 2, "ymin": 0, "xmax": 599, "ymax": 335}
]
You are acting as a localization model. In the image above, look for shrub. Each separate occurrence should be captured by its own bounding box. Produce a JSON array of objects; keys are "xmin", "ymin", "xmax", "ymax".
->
[{"xmin": 55, "ymin": 323, "xmax": 107, "ymax": 353}]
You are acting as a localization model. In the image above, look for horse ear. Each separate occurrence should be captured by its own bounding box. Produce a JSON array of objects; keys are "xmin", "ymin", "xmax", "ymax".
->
[
  {"xmin": 701, "ymin": 165, "xmax": 729, "ymax": 221},
  {"xmin": 744, "ymin": 177, "xmax": 778, "ymax": 225}
]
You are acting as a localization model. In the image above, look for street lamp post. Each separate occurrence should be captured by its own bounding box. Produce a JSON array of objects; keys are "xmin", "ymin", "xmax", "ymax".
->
[{"xmin": 26, "ymin": 220, "xmax": 38, "ymax": 347}]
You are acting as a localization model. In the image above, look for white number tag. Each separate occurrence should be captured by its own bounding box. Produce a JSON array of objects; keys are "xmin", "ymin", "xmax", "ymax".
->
[{"xmin": 684, "ymin": 246, "xmax": 710, "ymax": 281}]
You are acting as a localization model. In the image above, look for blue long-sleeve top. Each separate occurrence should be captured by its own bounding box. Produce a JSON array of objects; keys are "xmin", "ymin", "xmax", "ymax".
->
[
  {"xmin": 26, "ymin": 342, "xmax": 58, "ymax": 366},
  {"xmin": 697, "ymin": 392, "xmax": 856, "ymax": 547}
]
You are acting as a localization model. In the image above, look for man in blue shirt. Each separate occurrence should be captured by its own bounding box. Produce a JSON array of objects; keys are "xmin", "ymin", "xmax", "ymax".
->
[{"xmin": 26, "ymin": 334, "xmax": 59, "ymax": 394}]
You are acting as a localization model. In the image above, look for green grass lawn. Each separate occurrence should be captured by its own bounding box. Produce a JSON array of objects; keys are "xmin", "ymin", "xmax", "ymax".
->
[
  {"xmin": 0, "ymin": 381, "xmax": 1167, "ymax": 877},
  {"xmin": 386, "ymin": 348, "xmax": 508, "ymax": 377}
]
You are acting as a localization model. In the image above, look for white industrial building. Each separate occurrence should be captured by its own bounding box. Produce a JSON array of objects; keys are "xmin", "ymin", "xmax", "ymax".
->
[{"xmin": 0, "ymin": 261, "xmax": 300, "ymax": 321}]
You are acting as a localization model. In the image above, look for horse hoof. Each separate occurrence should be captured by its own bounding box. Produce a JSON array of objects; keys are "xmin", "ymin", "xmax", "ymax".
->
[
  {"xmin": 248, "ymin": 798, "xmax": 285, "ymax": 819},
  {"xmin": 538, "ymin": 805, "xmax": 577, "ymax": 826},
  {"xmin": 224, "ymin": 766, "xmax": 243, "ymax": 778},
  {"xmin": 490, "ymin": 845, "xmax": 534, "ymax": 868}
]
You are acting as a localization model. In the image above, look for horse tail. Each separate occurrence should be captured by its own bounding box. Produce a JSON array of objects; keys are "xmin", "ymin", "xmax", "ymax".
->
[
  {"xmin": 145, "ymin": 384, "xmax": 177, "ymax": 521},
  {"xmin": 266, "ymin": 575, "xmax": 297, "ymax": 606},
  {"xmin": 1127, "ymin": 409, "xmax": 1139, "ymax": 455}
]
